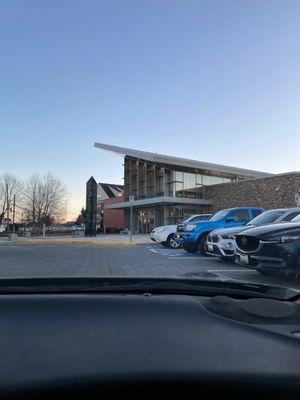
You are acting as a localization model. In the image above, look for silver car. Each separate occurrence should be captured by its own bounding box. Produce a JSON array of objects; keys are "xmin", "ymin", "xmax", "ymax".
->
[{"xmin": 206, "ymin": 208, "xmax": 300, "ymax": 261}]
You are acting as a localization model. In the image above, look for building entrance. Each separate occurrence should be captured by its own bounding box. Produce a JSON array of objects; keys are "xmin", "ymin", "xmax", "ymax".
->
[{"xmin": 138, "ymin": 208, "xmax": 154, "ymax": 234}]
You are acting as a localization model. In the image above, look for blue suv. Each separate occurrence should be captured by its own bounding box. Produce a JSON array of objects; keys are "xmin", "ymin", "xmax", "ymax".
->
[{"xmin": 177, "ymin": 207, "xmax": 264, "ymax": 255}]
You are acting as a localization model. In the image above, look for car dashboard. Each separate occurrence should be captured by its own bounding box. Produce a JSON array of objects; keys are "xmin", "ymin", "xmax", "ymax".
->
[{"xmin": 0, "ymin": 292, "xmax": 300, "ymax": 399}]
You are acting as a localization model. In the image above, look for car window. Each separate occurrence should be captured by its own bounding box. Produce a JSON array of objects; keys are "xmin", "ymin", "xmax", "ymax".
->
[
  {"xmin": 189, "ymin": 215, "xmax": 209, "ymax": 222},
  {"xmin": 281, "ymin": 211, "xmax": 300, "ymax": 221},
  {"xmin": 292, "ymin": 214, "xmax": 300, "ymax": 222},
  {"xmin": 247, "ymin": 210, "xmax": 286, "ymax": 225},
  {"xmin": 252, "ymin": 209, "xmax": 262, "ymax": 218},
  {"xmin": 229, "ymin": 210, "xmax": 249, "ymax": 222},
  {"xmin": 209, "ymin": 210, "xmax": 230, "ymax": 221}
]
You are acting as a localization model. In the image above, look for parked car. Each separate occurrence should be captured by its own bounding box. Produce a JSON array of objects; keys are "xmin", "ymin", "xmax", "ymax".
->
[
  {"xmin": 178, "ymin": 207, "xmax": 264, "ymax": 254},
  {"xmin": 151, "ymin": 214, "xmax": 212, "ymax": 248},
  {"xmin": 236, "ymin": 214, "xmax": 300, "ymax": 279},
  {"xmin": 206, "ymin": 208, "xmax": 300, "ymax": 261}
]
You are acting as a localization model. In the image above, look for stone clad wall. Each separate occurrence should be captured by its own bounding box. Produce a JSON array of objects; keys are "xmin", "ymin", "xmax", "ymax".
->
[{"xmin": 202, "ymin": 173, "xmax": 300, "ymax": 212}]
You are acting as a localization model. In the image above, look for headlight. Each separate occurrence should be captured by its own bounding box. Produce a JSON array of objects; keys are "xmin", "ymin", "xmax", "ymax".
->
[
  {"xmin": 185, "ymin": 224, "xmax": 197, "ymax": 232},
  {"xmin": 221, "ymin": 233, "xmax": 235, "ymax": 240},
  {"xmin": 261, "ymin": 236, "xmax": 300, "ymax": 244},
  {"xmin": 279, "ymin": 236, "xmax": 300, "ymax": 244}
]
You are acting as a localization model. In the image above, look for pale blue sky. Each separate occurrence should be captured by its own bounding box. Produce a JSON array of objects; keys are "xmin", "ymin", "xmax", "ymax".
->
[{"xmin": 1, "ymin": 0, "xmax": 299, "ymax": 219}]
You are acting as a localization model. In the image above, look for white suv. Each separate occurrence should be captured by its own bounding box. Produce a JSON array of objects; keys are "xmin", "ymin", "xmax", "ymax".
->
[{"xmin": 151, "ymin": 214, "xmax": 212, "ymax": 249}]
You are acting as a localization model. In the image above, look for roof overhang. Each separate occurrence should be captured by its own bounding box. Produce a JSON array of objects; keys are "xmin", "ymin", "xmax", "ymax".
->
[
  {"xmin": 105, "ymin": 196, "xmax": 213, "ymax": 209},
  {"xmin": 94, "ymin": 142, "xmax": 272, "ymax": 178}
]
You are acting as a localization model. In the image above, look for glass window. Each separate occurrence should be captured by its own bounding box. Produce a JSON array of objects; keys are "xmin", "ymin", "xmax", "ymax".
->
[
  {"xmin": 247, "ymin": 210, "xmax": 286, "ymax": 225},
  {"xmin": 211, "ymin": 176, "xmax": 224, "ymax": 185},
  {"xmin": 189, "ymin": 215, "xmax": 211, "ymax": 222},
  {"xmin": 183, "ymin": 173, "xmax": 196, "ymax": 198},
  {"xmin": 281, "ymin": 211, "xmax": 300, "ymax": 221},
  {"xmin": 209, "ymin": 210, "xmax": 231, "ymax": 221},
  {"xmin": 252, "ymin": 209, "xmax": 262, "ymax": 218},
  {"xmin": 203, "ymin": 175, "xmax": 212, "ymax": 185},
  {"xmin": 229, "ymin": 209, "xmax": 249, "ymax": 222},
  {"xmin": 292, "ymin": 214, "xmax": 300, "ymax": 222},
  {"xmin": 196, "ymin": 175, "xmax": 202, "ymax": 185},
  {"xmin": 195, "ymin": 185, "xmax": 202, "ymax": 198},
  {"xmin": 175, "ymin": 182, "xmax": 184, "ymax": 197},
  {"xmin": 174, "ymin": 171, "xmax": 183, "ymax": 182}
]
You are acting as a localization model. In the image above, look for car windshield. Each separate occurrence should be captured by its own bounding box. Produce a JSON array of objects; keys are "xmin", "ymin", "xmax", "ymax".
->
[
  {"xmin": 179, "ymin": 216, "xmax": 192, "ymax": 224},
  {"xmin": 209, "ymin": 210, "xmax": 230, "ymax": 222},
  {"xmin": 247, "ymin": 210, "xmax": 286, "ymax": 225},
  {"xmin": 1, "ymin": 0, "xmax": 300, "ymax": 297}
]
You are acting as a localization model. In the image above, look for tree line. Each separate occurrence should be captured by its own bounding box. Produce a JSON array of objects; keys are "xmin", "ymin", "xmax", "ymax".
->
[{"xmin": 0, "ymin": 172, "xmax": 66, "ymax": 227}]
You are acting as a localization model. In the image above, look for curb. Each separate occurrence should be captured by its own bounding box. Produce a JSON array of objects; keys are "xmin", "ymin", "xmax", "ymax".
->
[{"xmin": 16, "ymin": 240, "xmax": 137, "ymax": 246}]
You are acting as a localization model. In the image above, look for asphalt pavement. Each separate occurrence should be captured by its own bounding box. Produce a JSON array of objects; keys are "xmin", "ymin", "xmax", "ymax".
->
[{"xmin": 0, "ymin": 242, "xmax": 299, "ymax": 290}]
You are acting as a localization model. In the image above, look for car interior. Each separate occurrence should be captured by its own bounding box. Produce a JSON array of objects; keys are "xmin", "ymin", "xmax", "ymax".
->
[{"xmin": 0, "ymin": 278, "xmax": 299, "ymax": 399}]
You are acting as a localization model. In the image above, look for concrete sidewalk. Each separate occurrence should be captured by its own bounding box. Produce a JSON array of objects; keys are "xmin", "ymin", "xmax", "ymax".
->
[{"xmin": 0, "ymin": 234, "xmax": 153, "ymax": 246}]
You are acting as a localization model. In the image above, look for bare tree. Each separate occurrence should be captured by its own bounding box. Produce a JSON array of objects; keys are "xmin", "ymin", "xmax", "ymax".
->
[
  {"xmin": 0, "ymin": 173, "xmax": 21, "ymax": 225},
  {"xmin": 22, "ymin": 172, "xmax": 66, "ymax": 227}
]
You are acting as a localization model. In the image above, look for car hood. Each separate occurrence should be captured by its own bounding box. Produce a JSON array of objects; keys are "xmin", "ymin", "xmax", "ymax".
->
[
  {"xmin": 212, "ymin": 225, "xmax": 254, "ymax": 236},
  {"xmin": 154, "ymin": 225, "xmax": 177, "ymax": 231},
  {"xmin": 236, "ymin": 222, "xmax": 300, "ymax": 239},
  {"xmin": 184, "ymin": 221, "xmax": 216, "ymax": 228}
]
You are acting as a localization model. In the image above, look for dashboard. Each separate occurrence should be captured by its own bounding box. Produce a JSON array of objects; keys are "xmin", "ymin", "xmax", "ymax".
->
[{"xmin": 0, "ymin": 292, "xmax": 300, "ymax": 399}]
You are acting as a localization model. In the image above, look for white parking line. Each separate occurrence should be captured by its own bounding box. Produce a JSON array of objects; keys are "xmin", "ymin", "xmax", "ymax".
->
[
  {"xmin": 169, "ymin": 256, "xmax": 213, "ymax": 260},
  {"xmin": 148, "ymin": 248, "xmax": 159, "ymax": 253},
  {"xmin": 208, "ymin": 269, "xmax": 257, "ymax": 272},
  {"xmin": 168, "ymin": 257, "xmax": 200, "ymax": 260}
]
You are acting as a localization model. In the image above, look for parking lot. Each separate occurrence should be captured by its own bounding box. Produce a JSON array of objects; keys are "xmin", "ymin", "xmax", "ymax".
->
[{"xmin": 1, "ymin": 242, "xmax": 300, "ymax": 290}]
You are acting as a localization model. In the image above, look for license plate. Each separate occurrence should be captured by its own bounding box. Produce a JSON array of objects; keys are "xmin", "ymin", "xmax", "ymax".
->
[
  {"xmin": 239, "ymin": 254, "xmax": 249, "ymax": 265},
  {"xmin": 207, "ymin": 244, "xmax": 214, "ymax": 252}
]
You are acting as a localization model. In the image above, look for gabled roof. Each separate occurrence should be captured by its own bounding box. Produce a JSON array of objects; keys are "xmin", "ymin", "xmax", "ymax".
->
[
  {"xmin": 97, "ymin": 182, "xmax": 124, "ymax": 200},
  {"xmin": 94, "ymin": 142, "xmax": 272, "ymax": 178}
]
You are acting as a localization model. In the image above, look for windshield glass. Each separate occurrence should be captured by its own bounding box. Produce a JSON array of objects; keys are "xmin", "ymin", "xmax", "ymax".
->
[
  {"xmin": 247, "ymin": 210, "xmax": 286, "ymax": 225},
  {"xmin": 209, "ymin": 210, "xmax": 229, "ymax": 222},
  {"xmin": 1, "ymin": 0, "xmax": 300, "ymax": 296},
  {"xmin": 178, "ymin": 216, "xmax": 191, "ymax": 224}
]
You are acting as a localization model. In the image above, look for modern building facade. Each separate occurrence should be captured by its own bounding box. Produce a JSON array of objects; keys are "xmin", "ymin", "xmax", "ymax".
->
[{"xmin": 95, "ymin": 143, "xmax": 271, "ymax": 233}]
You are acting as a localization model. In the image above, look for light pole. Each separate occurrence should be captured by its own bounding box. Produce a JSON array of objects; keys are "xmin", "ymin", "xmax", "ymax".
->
[
  {"xmin": 129, "ymin": 195, "xmax": 134, "ymax": 243},
  {"xmin": 12, "ymin": 194, "xmax": 16, "ymax": 233},
  {"xmin": 6, "ymin": 183, "xmax": 9, "ymax": 233}
]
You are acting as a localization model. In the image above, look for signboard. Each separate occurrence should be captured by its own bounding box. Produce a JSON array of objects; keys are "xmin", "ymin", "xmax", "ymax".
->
[
  {"xmin": 85, "ymin": 176, "xmax": 97, "ymax": 236},
  {"xmin": 129, "ymin": 195, "xmax": 135, "ymax": 203}
]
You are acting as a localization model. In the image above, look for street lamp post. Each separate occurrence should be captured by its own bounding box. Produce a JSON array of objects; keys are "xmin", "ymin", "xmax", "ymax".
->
[{"xmin": 129, "ymin": 196, "xmax": 134, "ymax": 243}]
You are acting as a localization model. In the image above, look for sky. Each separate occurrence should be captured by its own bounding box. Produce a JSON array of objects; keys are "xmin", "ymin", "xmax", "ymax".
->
[{"xmin": 0, "ymin": 0, "xmax": 299, "ymax": 220}]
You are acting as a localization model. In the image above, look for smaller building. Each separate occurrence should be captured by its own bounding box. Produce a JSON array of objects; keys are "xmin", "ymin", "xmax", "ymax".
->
[{"xmin": 97, "ymin": 183, "xmax": 124, "ymax": 232}]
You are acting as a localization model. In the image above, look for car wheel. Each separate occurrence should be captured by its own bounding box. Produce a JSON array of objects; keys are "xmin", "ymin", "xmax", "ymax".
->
[
  {"xmin": 167, "ymin": 234, "xmax": 181, "ymax": 249},
  {"xmin": 197, "ymin": 233, "xmax": 208, "ymax": 255}
]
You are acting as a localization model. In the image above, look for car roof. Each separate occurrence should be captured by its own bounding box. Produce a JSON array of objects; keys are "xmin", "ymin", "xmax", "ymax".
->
[
  {"xmin": 221, "ymin": 207, "xmax": 264, "ymax": 211},
  {"xmin": 264, "ymin": 208, "xmax": 300, "ymax": 213}
]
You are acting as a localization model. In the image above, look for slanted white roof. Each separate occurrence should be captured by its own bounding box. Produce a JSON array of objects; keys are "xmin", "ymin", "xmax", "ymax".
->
[{"xmin": 94, "ymin": 142, "xmax": 272, "ymax": 178}]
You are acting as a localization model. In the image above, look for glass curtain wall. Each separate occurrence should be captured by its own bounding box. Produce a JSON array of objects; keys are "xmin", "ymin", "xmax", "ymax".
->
[{"xmin": 168, "ymin": 171, "xmax": 231, "ymax": 199}]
